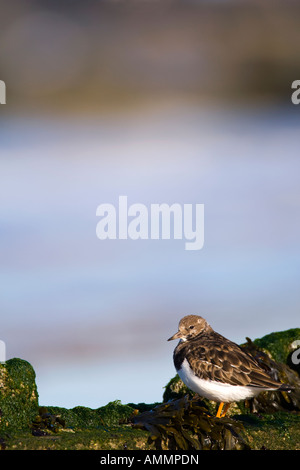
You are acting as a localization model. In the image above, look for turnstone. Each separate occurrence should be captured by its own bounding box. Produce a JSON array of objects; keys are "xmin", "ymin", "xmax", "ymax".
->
[{"xmin": 168, "ymin": 315, "xmax": 292, "ymax": 418}]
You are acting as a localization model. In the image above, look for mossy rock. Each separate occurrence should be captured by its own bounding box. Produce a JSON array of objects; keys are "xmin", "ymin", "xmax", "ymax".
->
[
  {"xmin": 163, "ymin": 374, "xmax": 193, "ymax": 402},
  {"xmin": 236, "ymin": 412, "xmax": 300, "ymax": 450},
  {"xmin": 46, "ymin": 400, "xmax": 137, "ymax": 430},
  {"xmin": 251, "ymin": 328, "xmax": 300, "ymax": 374},
  {"xmin": 6, "ymin": 410, "xmax": 300, "ymax": 450},
  {"xmin": 7, "ymin": 427, "xmax": 153, "ymax": 450},
  {"xmin": 0, "ymin": 358, "xmax": 39, "ymax": 433},
  {"xmin": 241, "ymin": 337, "xmax": 300, "ymax": 413}
]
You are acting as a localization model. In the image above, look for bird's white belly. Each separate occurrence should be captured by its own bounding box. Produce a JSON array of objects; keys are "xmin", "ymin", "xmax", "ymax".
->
[{"xmin": 177, "ymin": 358, "xmax": 262, "ymax": 403}]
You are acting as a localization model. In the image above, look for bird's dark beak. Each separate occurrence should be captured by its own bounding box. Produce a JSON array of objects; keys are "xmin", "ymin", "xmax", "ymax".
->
[{"xmin": 167, "ymin": 330, "xmax": 182, "ymax": 341}]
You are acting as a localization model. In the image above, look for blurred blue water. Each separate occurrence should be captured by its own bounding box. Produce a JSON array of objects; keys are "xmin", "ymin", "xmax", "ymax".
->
[{"xmin": 0, "ymin": 104, "xmax": 299, "ymax": 407}]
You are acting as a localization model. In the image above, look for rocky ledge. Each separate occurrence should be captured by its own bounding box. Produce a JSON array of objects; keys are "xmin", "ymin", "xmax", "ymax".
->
[{"xmin": 0, "ymin": 328, "xmax": 299, "ymax": 450}]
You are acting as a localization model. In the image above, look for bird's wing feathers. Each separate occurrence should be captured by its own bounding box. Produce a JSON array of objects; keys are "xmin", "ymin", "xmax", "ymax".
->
[{"xmin": 184, "ymin": 333, "xmax": 282, "ymax": 389}]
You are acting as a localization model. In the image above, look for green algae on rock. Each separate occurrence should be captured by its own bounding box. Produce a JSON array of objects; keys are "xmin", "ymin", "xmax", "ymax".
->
[
  {"xmin": 251, "ymin": 328, "xmax": 300, "ymax": 365},
  {"xmin": 0, "ymin": 358, "xmax": 39, "ymax": 433},
  {"xmin": 163, "ymin": 374, "xmax": 193, "ymax": 402},
  {"xmin": 235, "ymin": 412, "xmax": 300, "ymax": 450},
  {"xmin": 31, "ymin": 407, "xmax": 66, "ymax": 435},
  {"xmin": 251, "ymin": 328, "xmax": 300, "ymax": 378},
  {"xmin": 8, "ymin": 426, "xmax": 153, "ymax": 450},
  {"xmin": 6, "ymin": 410, "xmax": 300, "ymax": 450},
  {"xmin": 241, "ymin": 337, "xmax": 300, "ymax": 413},
  {"xmin": 1, "ymin": 327, "xmax": 299, "ymax": 450},
  {"xmin": 47, "ymin": 400, "xmax": 136, "ymax": 430}
]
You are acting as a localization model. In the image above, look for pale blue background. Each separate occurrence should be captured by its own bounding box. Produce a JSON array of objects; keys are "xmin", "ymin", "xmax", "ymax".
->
[{"xmin": 1, "ymin": 105, "xmax": 299, "ymax": 407}]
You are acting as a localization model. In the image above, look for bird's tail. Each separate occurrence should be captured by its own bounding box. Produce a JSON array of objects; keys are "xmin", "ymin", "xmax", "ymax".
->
[{"xmin": 278, "ymin": 383, "xmax": 294, "ymax": 392}]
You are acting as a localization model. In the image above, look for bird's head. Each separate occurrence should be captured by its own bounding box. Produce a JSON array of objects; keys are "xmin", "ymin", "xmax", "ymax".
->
[{"xmin": 167, "ymin": 314, "xmax": 211, "ymax": 342}]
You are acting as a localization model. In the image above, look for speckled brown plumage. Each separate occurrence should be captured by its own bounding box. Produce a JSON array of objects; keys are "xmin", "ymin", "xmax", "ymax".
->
[{"xmin": 168, "ymin": 315, "xmax": 292, "ymax": 391}]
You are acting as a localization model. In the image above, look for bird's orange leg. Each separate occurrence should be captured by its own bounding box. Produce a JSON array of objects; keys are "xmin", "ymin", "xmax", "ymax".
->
[
  {"xmin": 216, "ymin": 402, "xmax": 224, "ymax": 418},
  {"xmin": 216, "ymin": 402, "xmax": 230, "ymax": 418}
]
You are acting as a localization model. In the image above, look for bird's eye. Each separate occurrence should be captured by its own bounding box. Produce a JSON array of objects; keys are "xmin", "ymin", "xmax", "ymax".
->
[{"xmin": 189, "ymin": 325, "xmax": 194, "ymax": 330}]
